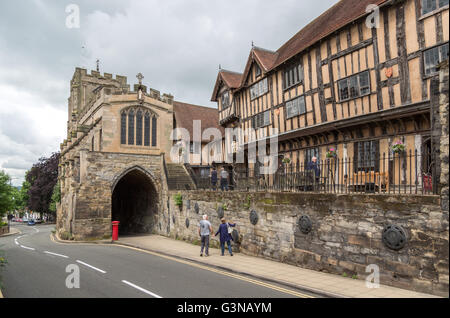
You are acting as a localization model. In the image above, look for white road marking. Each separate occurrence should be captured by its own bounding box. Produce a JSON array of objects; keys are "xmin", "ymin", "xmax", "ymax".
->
[
  {"xmin": 44, "ymin": 251, "xmax": 69, "ymax": 259},
  {"xmin": 76, "ymin": 260, "xmax": 107, "ymax": 274},
  {"xmin": 20, "ymin": 245, "xmax": 35, "ymax": 251},
  {"xmin": 14, "ymin": 239, "xmax": 19, "ymax": 245},
  {"xmin": 121, "ymin": 280, "xmax": 163, "ymax": 298}
]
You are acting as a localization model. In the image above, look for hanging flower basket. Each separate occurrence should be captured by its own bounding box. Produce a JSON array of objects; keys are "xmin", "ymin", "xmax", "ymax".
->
[
  {"xmin": 282, "ymin": 157, "xmax": 291, "ymax": 164},
  {"xmin": 392, "ymin": 140, "xmax": 405, "ymax": 154},
  {"xmin": 326, "ymin": 148, "xmax": 337, "ymax": 158}
]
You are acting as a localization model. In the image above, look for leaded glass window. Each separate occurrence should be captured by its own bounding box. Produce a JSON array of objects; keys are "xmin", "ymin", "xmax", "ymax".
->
[
  {"xmin": 136, "ymin": 110, "xmax": 143, "ymax": 146},
  {"xmin": 121, "ymin": 112, "xmax": 127, "ymax": 145},
  {"xmin": 144, "ymin": 112, "xmax": 150, "ymax": 147},
  {"xmin": 152, "ymin": 116, "xmax": 157, "ymax": 147},
  {"xmin": 128, "ymin": 110, "xmax": 135, "ymax": 145}
]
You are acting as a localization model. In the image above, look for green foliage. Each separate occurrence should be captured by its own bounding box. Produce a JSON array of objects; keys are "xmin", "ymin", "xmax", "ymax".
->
[
  {"xmin": 352, "ymin": 275, "xmax": 358, "ymax": 280},
  {"xmin": 0, "ymin": 171, "xmax": 14, "ymax": 218},
  {"xmin": 342, "ymin": 272, "xmax": 348, "ymax": 278},
  {"xmin": 243, "ymin": 196, "xmax": 251, "ymax": 209},
  {"xmin": 173, "ymin": 193, "xmax": 183, "ymax": 206},
  {"xmin": 60, "ymin": 231, "xmax": 74, "ymax": 241},
  {"xmin": 222, "ymin": 204, "xmax": 228, "ymax": 211},
  {"xmin": 49, "ymin": 182, "xmax": 61, "ymax": 214}
]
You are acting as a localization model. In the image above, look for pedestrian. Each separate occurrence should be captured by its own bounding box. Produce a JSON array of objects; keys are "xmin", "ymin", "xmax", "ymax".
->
[
  {"xmin": 210, "ymin": 166, "xmax": 218, "ymax": 191},
  {"xmin": 198, "ymin": 214, "xmax": 213, "ymax": 257},
  {"xmin": 215, "ymin": 218, "xmax": 236, "ymax": 256},
  {"xmin": 220, "ymin": 167, "xmax": 229, "ymax": 191},
  {"xmin": 307, "ymin": 156, "xmax": 321, "ymax": 190}
]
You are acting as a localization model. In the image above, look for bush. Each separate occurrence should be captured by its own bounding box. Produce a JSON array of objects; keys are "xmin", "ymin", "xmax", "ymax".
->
[
  {"xmin": 173, "ymin": 193, "xmax": 183, "ymax": 207},
  {"xmin": 60, "ymin": 231, "xmax": 74, "ymax": 241}
]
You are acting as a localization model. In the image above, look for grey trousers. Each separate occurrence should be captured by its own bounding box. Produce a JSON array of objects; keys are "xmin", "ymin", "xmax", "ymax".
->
[{"xmin": 200, "ymin": 235, "xmax": 210, "ymax": 255}]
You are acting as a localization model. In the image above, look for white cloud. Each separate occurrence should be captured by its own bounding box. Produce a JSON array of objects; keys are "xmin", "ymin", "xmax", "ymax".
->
[{"xmin": 0, "ymin": 0, "xmax": 338, "ymax": 186}]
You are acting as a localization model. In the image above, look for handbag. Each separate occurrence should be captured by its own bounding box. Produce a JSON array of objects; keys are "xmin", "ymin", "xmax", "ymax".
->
[{"xmin": 227, "ymin": 223, "xmax": 233, "ymax": 234}]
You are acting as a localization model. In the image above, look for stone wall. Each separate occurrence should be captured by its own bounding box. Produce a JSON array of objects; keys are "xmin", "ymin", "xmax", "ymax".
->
[
  {"xmin": 161, "ymin": 191, "xmax": 448, "ymax": 296},
  {"xmin": 438, "ymin": 60, "xmax": 449, "ymax": 222},
  {"xmin": 0, "ymin": 226, "xmax": 8, "ymax": 236},
  {"xmin": 58, "ymin": 151, "xmax": 165, "ymax": 241}
]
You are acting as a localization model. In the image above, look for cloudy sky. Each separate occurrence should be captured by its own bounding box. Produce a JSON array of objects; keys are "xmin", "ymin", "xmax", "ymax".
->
[{"xmin": 0, "ymin": 0, "xmax": 337, "ymax": 186}]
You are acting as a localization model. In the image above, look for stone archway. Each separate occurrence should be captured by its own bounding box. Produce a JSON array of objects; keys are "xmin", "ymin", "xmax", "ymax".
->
[{"xmin": 111, "ymin": 167, "xmax": 158, "ymax": 235}]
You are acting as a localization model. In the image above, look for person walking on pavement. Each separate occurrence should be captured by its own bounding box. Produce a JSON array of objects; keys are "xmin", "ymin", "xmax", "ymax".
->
[
  {"xmin": 210, "ymin": 166, "xmax": 218, "ymax": 191},
  {"xmin": 215, "ymin": 218, "xmax": 236, "ymax": 256},
  {"xmin": 198, "ymin": 214, "xmax": 213, "ymax": 257},
  {"xmin": 220, "ymin": 167, "xmax": 229, "ymax": 191}
]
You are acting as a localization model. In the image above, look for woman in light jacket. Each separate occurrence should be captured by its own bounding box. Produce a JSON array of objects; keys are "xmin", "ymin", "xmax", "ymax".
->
[{"xmin": 215, "ymin": 218, "xmax": 236, "ymax": 256}]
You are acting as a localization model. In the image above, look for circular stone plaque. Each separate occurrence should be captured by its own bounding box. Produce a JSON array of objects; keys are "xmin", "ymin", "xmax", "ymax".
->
[
  {"xmin": 231, "ymin": 229, "xmax": 239, "ymax": 243},
  {"xmin": 194, "ymin": 203, "xmax": 199, "ymax": 214},
  {"xmin": 217, "ymin": 206, "xmax": 224, "ymax": 219},
  {"xmin": 298, "ymin": 215, "xmax": 312, "ymax": 234},
  {"xmin": 382, "ymin": 224, "xmax": 407, "ymax": 251},
  {"xmin": 250, "ymin": 210, "xmax": 259, "ymax": 225}
]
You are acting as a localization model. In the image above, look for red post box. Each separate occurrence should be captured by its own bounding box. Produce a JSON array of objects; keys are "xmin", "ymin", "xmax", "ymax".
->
[{"xmin": 112, "ymin": 221, "xmax": 120, "ymax": 241}]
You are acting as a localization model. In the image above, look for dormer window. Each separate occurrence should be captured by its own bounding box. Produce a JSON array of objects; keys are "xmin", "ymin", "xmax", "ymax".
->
[
  {"xmin": 221, "ymin": 91, "xmax": 230, "ymax": 109},
  {"xmin": 255, "ymin": 64, "xmax": 262, "ymax": 77}
]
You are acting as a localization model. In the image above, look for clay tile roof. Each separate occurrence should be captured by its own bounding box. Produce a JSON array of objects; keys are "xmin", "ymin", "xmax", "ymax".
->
[
  {"xmin": 173, "ymin": 101, "xmax": 225, "ymax": 142},
  {"xmin": 273, "ymin": 0, "xmax": 388, "ymax": 68},
  {"xmin": 220, "ymin": 70, "xmax": 243, "ymax": 89},
  {"xmin": 211, "ymin": 70, "xmax": 243, "ymax": 101},
  {"xmin": 253, "ymin": 47, "xmax": 278, "ymax": 71}
]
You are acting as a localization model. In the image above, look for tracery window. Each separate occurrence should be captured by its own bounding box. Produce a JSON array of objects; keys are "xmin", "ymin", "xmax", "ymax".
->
[{"xmin": 120, "ymin": 107, "xmax": 158, "ymax": 147}]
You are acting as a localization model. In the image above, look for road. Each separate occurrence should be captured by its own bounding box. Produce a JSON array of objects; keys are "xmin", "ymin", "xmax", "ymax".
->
[{"xmin": 0, "ymin": 224, "xmax": 317, "ymax": 298}]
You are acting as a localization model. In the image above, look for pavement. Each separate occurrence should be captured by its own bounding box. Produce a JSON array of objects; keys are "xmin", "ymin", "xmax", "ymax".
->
[
  {"xmin": 0, "ymin": 227, "xmax": 21, "ymax": 238},
  {"xmin": 0, "ymin": 225, "xmax": 312, "ymax": 298},
  {"xmin": 114, "ymin": 234, "xmax": 440, "ymax": 298}
]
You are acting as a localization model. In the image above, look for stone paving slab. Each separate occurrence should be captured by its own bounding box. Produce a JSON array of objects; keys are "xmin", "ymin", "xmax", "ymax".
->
[{"xmin": 115, "ymin": 234, "xmax": 440, "ymax": 298}]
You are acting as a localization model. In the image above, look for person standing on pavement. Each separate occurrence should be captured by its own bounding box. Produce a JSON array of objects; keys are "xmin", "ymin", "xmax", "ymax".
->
[
  {"xmin": 198, "ymin": 214, "xmax": 213, "ymax": 257},
  {"xmin": 220, "ymin": 167, "xmax": 229, "ymax": 191},
  {"xmin": 215, "ymin": 218, "xmax": 236, "ymax": 256},
  {"xmin": 210, "ymin": 167, "xmax": 218, "ymax": 191}
]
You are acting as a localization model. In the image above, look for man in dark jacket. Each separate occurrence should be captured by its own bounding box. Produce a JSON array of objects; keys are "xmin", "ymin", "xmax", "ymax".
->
[
  {"xmin": 210, "ymin": 167, "xmax": 218, "ymax": 191},
  {"xmin": 307, "ymin": 156, "xmax": 321, "ymax": 187}
]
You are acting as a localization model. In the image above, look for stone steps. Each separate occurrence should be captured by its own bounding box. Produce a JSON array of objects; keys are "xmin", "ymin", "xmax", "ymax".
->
[{"xmin": 165, "ymin": 164, "xmax": 196, "ymax": 190}]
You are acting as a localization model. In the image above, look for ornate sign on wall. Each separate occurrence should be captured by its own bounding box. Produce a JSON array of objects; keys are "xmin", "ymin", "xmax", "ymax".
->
[
  {"xmin": 250, "ymin": 210, "xmax": 259, "ymax": 225},
  {"xmin": 298, "ymin": 215, "xmax": 312, "ymax": 234},
  {"xmin": 382, "ymin": 224, "xmax": 407, "ymax": 251},
  {"xmin": 217, "ymin": 206, "xmax": 224, "ymax": 219},
  {"xmin": 194, "ymin": 203, "xmax": 199, "ymax": 214}
]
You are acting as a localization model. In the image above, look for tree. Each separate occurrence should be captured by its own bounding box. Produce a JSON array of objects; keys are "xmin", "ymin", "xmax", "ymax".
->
[
  {"xmin": 26, "ymin": 152, "xmax": 60, "ymax": 217},
  {"xmin": 0, "ymin": 171, "xmax": 14, "ymax": 218},
  {"xmin": 18, "ymin": 174, "xmax": 31, "ymax": 211},
  {"xmin": 49, "ymin": 181, "xmax": 61, "ymax": 215}
]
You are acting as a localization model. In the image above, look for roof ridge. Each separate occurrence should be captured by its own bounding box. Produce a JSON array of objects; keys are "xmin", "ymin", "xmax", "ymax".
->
[
  {"xmin": 173, "ymin": 100, "xmax": 217, "ymax": 110},
  {"xmin": 275, "ymin": 0, "xmax": 344, "ymax": 55},
  {"xmin": 220, "ymin": 69, "xmax": 243, "ymax": 75},
  {"xmin": 253, "ymin": 46, "xmax": 277, "ymax": 54}
]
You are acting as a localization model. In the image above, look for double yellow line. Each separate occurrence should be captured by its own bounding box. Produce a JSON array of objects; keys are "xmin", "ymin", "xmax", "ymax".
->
[
  {"xmin": 50, "ymin": 233, "xmax": 315, "ymax": 298},
  {"xmin": 116, "ymin": 244, "xmax": 315, "ymax": 298}
]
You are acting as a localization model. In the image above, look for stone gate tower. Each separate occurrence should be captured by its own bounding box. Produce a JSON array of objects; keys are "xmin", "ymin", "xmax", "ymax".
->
[{"xmin": 57, "ymin": 68, "xmax": 175, "ymax": 240}]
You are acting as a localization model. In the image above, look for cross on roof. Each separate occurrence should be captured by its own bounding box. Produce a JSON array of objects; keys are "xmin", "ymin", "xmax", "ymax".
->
[{"xmin": 136, "ymin": 73, "xmax": 144, "ymax": 85}]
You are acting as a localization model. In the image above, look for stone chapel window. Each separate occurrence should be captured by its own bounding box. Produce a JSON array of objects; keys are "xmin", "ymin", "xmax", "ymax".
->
[
  {"xmin": 128, "ymin": 110, "xmax": 135, "ymax": 145},
  {"xmin": 152, "ymin": 116, "xmax": 157, "ymax": 147},
  {"xmin": 136, "ymin": 110, "xmax": 143, "ymax": 146},
  {"xmin": 144, "ymin": 112, "xmax": 150, "ymax": 147},
  {"xmin": 121, "ymin": 112, "xmax": 127, "ymax": 145}
]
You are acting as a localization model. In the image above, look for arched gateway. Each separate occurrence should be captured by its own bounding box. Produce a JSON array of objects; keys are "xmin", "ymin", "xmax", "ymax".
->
[{"xmin": 111, "ymin": 167, "xmax": 158, "ymax": 235}]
